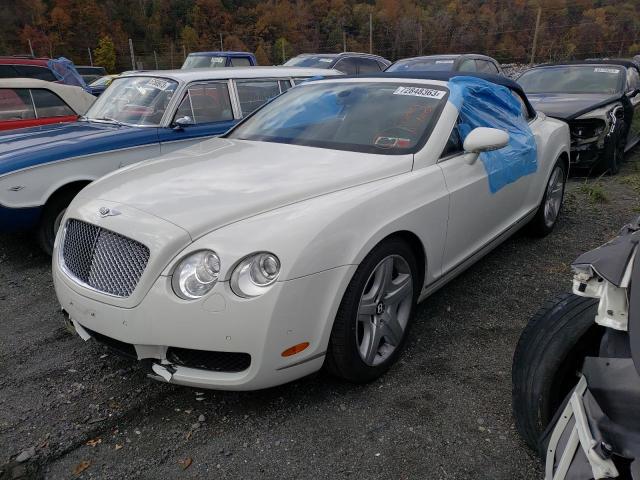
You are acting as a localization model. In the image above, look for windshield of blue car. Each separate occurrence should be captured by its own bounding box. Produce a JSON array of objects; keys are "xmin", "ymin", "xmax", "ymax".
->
[
  {"xmin": 283, "ymin": 56, "xmax": 335, "ymax": 68},
  {"xmin": 84, "ymin": 76, "xmax": 178, "ymax": 126},
  {"xmin": 387, "ymin": 58, "xmax": 456, "ymax": 72},
  {"xmin": 518, "ymin": 65, "xmax": 624, "ymax": 94},
  {"xmin": 228, "ymin": 81, "xmax": 447, "ymax": 154},
  {"xmin": 182, "ymin": 56, "xmax": 227, "ymax": 69}
]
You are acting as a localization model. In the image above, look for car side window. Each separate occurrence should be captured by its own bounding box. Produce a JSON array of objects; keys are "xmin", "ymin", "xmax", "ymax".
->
[
  {"xmin": 477, "ymin": 60, "xmax": 499, "ymax": 74},
  {"xmin": 13, "ymin": 65, "xmax": 57, "ymax": 81},
  {"xmin": 279, "ymin": 80, "xmax": 292, "ymax": 92},
  {"xmin": 230, "ymin": 57, "xmax": 252, "ymax": 67},
  {"xmin": 626, "ymin": 67, "xmax": 640, "ymax": 92},
  {"xmin": 357, "ymin": 58, "xmax": 382, "ymax": 73},
  {"xmin": 174, "ymin": 82, "xmax": 233, "ymax": 124},
  {"xmin": 440, "ymin": 124, "xmax": 464, "ymax": 158},
  {"xmin": 235, "ymin": 80, "xmax": 281, "ymax": 116},
  {"xmin": 334, "ymin": 57, "xmax": 358, "ymax": 75},
  {"xmin": 30, "ymin": 89, "xmax": 75, "ymax": 117},
  {"xmin": 510, "ymin": 90, "xmax": 532, "ymax": 120},
  {"xmin": 458, "ymin": 59, "xmax": 477, "ymax": 72},
  {"xmin": 0, "ymin": 88, "xmax": 35, "ymax": 120},
  {"xmin": 0, "ymin": 65, "xmax": 18, "ymax": 78}
]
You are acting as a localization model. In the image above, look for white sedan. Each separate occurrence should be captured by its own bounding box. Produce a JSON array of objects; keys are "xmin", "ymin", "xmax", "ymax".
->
[{"xmin": 53, "ymin": 73, "xmax": 570, "ymax": 390}]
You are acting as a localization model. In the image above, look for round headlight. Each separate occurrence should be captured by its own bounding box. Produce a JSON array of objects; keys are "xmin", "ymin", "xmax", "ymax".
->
[
  {"xmin": 172, "ymin": 250, "xmax": 221, "ymax": 300},
  {"xmin": 231, "ymin": 252, "xmax": 281, "ymax": 298}
]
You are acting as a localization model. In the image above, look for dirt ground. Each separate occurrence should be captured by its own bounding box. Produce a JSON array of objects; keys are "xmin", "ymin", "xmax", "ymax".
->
[{"xmin": 1, "ymin": 151, "xmax": 639, "ymax": 480}]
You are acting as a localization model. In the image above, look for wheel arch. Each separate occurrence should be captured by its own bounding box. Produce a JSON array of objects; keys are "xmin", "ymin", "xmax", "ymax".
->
[{"xmin": 43, "ymin": 179, "xmax": 92, "ymax": 209}]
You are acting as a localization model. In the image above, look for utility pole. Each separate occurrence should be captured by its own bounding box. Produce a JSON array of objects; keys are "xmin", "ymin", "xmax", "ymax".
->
[
  {"xmin": 28, "ymin": 39, "xmax": 34, "ymax": 56},
  {"xmin": 170, "ymin": 42, "xmax": 174, "ymax": 69},
  {"xmin": 418, "ymin": 24, "xmax": 423, "ymax": 55},
  {"xmin": 128, "ymin": 38, "xmax": 136, "ymax": 70},
  {"xmin": 281, "ymin": 40, "xmax": 285, "ymax": 63},
  {"xmin": 369, "ymin": 12, "xmax": 372, "ymax": 54},
  {"xmin": 153, "ymin": 50, "xmax": 158, "ymax": 69},
  {"xmin": 182, "ymin": 44, "xmax": 186, "ymax": 60},
  {"xmin": 530, "ymin": 6, "xmax": 542, "ymax": 65},
  {"xmin": 220, "ymin": 33, "xmax": 224, "ymax": 51},
  {"xmin": 88, "ymin": 47, "xmax": 93, "ymax": 66},
  {"xmin": 343, "ymin": 30, "xmax": 346, "ymax": 52}
]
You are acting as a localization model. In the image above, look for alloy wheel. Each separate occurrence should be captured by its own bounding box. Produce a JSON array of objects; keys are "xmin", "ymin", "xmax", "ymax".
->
[
  {"xmin": 356, "ymin": 255, "xmax": 413, "ymax": 366},
  {"xmin": 543, "ymin": 166, "xmax": 564, "ymax": 228}
]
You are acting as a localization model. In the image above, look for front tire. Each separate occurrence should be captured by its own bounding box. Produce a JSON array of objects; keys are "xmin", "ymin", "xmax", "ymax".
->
[
  {"xmin": 325, "ymin": 238, "xmax": 419, "ymax": 383},
  {"xmin": 598, "ymin": 127, "xmax": 625, "ymax": 176},
  {"xmin": 512, "ymin": 293, "xmax": 603, "ymax": 452},
  {"xmin": 527, "ymin": 159, "xmax": 566, "ymax": 237},
  {"xmin": 37, "ymin": 189, "xmax": 78, "ymax": 255}
]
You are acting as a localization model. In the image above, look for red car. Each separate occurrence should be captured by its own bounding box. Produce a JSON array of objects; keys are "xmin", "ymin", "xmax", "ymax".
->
[
  {"xmin": 0, "ymin": 56, "xmax": 87, "ymax": 88},
  {"xmin": 0, "ymin": 79, "xmax": 95, "ymax": 131}
]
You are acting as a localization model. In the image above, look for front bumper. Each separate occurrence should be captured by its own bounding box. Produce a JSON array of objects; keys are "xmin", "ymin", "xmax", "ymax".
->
[{"xmin": 53, "ymin": 263, "xmax": 355, "ymax": 390}]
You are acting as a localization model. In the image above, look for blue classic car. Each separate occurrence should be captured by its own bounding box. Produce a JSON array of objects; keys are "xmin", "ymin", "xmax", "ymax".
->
[{"xmin": 0, "ymin": 66, "xmax": 342, "ymax": 253}]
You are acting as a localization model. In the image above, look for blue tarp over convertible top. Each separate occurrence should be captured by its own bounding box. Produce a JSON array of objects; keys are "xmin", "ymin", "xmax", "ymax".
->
[{"xmin": 448, "ymin": 75, "xmax": 538, "ymax": 193}]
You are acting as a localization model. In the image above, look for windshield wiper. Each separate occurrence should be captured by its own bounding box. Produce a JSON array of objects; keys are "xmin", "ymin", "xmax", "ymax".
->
[{"xmin": 93, "ymin": 116, "xmax": 124, "ymax": 126}]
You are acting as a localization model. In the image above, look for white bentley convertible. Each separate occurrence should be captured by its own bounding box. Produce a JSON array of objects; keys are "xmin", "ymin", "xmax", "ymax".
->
[{"xmin": 53, "ymin": 72, "xmax": 570, "ymax": 390}]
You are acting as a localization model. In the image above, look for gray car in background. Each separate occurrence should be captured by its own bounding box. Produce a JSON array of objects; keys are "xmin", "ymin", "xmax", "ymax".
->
[{"xmin": 386, "ymin": 53, "xmax": 503, "ymax": 75}]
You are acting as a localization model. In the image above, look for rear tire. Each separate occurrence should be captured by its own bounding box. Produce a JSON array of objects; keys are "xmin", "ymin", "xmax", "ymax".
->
[
  {"xmin": 325, "ymin": 238, "xmax": 419, "ymax": 383},
  {"xmin": 512, "ymin": 293, "xmax": 603, "ymax": 452},
  {"xmin": 527, "ymin": 159, "xmax": 566, "ymax": 237},
  {"xmin": 37, "ymin": 189, "xmax": 79, "ymax": 255}
]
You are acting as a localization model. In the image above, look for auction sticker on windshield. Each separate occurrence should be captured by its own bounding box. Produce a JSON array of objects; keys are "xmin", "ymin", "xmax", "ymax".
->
[
  {"xmin": 145, "ymin": 78, "xmax": 171, "ymax": 90},
  {"xmin": 594, "ymin": 68, "xmax": 620, "ymax": 74},
  {"xmin": 436, "ymin": 60, "xmax": 455, "ymax": 64},
  {"xmin": 393, "ymin": 86, "xmax": 446, "ymax": 99}
]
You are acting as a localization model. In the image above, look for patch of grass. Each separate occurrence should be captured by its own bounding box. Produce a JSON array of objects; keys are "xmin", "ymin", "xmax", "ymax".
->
[
  {"xmin": 576, "ymin": 181, "xmax": 609, "ymax": 204},
  {"xmin": 620, "ymin": 171, "xmax": 640, "ymax": 194}
]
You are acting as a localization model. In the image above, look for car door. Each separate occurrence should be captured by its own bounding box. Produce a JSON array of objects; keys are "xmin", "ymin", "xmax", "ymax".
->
[
  {"xmin": 437, "ymin": 122, "xmax": 531, "ymax": 274},
  {"xmin": 158, "ymin": 80, "xmax": 237, "ymax": 154},
  {"xmin": 625, "ymin": 66, "xmax": 640, "ymax": 147}
]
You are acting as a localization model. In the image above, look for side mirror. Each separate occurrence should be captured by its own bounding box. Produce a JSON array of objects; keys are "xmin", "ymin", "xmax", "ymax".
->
[
  {"xmin": 173, "ymin": 116, "xmax": 194, "ymax": 130},
  {"xmin": 463, "ymin": 127, "xmax": 509, "ymax": 164}
]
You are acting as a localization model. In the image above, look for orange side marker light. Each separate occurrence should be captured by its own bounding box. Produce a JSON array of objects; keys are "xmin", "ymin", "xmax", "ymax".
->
[{"xmin": 281, "ymin": 342, "xmax": 310, "ymax": 357}]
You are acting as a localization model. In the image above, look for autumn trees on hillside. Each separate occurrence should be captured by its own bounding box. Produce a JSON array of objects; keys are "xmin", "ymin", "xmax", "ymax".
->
[{"xmin": 1, "ymin": 0, "xmax": 638, "ymax": 71}]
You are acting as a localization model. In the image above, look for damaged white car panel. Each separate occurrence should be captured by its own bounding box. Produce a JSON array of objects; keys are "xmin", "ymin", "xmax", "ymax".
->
[
  {"xmin": 52, "ymin": 73, "xmax": 570, "ymax": 390},
  {"xmin": 541, "ymin": 218, "xmax": 640, "ymax": 479}
]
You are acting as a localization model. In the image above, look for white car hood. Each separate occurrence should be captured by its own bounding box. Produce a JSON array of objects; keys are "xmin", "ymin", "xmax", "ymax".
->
[{"xmin": 79, "ymin": 138, "xmax": 413, "ymax": 239}]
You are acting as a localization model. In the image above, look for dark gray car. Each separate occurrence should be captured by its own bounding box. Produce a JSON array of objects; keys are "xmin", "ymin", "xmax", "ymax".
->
[
  {"xmin": 283, "ymin": 52, "xmax": 391, "ymax": 75},
  {"xmin": 518, "ymin": 60, "xmax": 640, "ymax": 174},
  {"xmin": 386, "ymin": 54, "xmax": 503, "ymax": 75}
]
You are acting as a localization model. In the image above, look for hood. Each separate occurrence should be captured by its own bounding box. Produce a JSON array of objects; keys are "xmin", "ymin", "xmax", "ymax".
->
[
  {"xmin": 0, "ymin": 121, "xmax": 158, "ymax": 176},
  {"xmin": 526, "ymin": 93, "xmax": 620, "ymax": 120},
  {"xmin": 78, "ymin": 138, "xmax": 413, "ymax": 239}
]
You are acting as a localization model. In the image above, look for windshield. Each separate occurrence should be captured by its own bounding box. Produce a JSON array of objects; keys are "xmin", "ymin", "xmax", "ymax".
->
[
  {"xmin": 182, "ymin": 55, "xmax": 226, "ymax": 69},
  {"xmin": 518, "ymin": 66, "xmax": 624, "ymax": 94},
  {"xmin": 228, "ymin": 81, "xmax": 447, "ymax": 154},
  {"xmin": 85, "ymin": 76, "xmax": 178, "ymax": 126},
  {"xmin": 283, "ymin": 55, "xmax": 335, "ymax": 68},
  {"xmin": 89, "ymin": 76, "xmax": 113, "ymax": 87},
  {"xmin": 387, "ymin": 58, "xmax": 456, "ymax": 72}
]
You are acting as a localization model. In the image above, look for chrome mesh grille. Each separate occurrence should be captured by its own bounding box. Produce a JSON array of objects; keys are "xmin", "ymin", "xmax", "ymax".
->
[{"xmin": 61, "ymin": 219, "xmax": 150, "ymax": 297}]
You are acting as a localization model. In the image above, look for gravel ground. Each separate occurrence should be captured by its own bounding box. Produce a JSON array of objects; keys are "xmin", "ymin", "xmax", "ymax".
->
[{"xmin": 1, "ymin": 152, "xmax": 639, "ymax": 480}]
